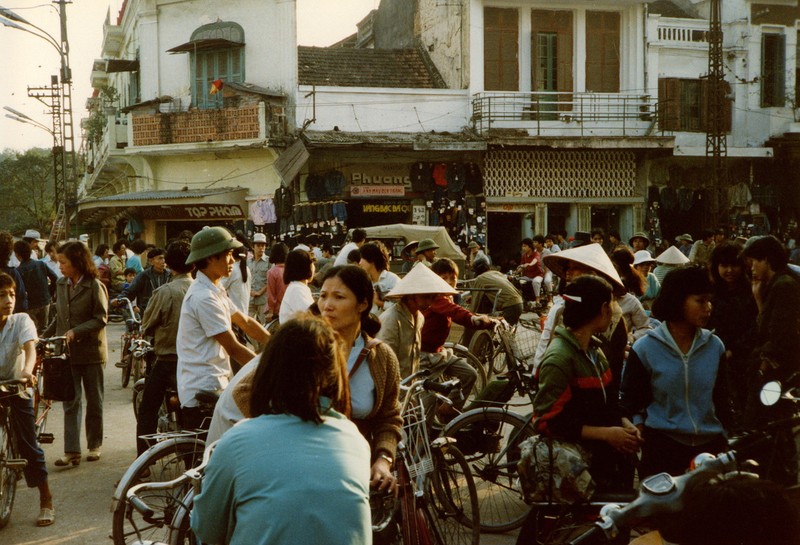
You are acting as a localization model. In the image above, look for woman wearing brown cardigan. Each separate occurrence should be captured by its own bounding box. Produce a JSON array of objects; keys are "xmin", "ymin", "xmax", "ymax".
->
[
  {"xmin": 44, "ymin": 241, "xmax": 109, "ymax": 466},
  {"xmin": 317, "ymin": 265, "xmax": 403, "ymax": 494}
]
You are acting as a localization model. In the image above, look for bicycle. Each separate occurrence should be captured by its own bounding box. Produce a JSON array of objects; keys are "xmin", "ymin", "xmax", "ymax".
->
[
  {"xmin": 32, "ymin": 335, "xmax": 69, "ymax": 445},
  {"xmin": 114, "ymin": 297, "xmax": 144, "ymax": 388},
  {"xmin": 111, "ymin": 390, "xmax": 219, "ymax": 545},
  {"xmin": 440, "ymin": 319, "xmax": 541, "ymax": 533},
  {"xmin": 0, "ymin": 378, "xmax": 30, "ymax": 529},
  {"xmin": 395, "ymin": 369, "xmax": 481, "ymax": 545}
]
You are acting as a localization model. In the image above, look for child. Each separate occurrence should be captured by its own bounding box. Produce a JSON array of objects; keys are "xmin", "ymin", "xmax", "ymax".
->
[
  {"xmin": 122, "ymin": 268, "xmax": 137, "ymax": 291},
  {"xmin": 0, "ymin": 271, "xmax": 55, "ymax": 526}
]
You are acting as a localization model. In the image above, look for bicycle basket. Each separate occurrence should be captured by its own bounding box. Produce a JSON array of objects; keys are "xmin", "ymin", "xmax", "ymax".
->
[
  {"xmin": 512, "ymin": 322, "xmax": 539, "ymax": 361},
  {"xmin": 402, "ymin": 402, "xmax": 434, "ymax": 480}
]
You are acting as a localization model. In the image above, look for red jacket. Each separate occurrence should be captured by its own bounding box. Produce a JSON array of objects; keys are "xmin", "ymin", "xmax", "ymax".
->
[
  {"xmin": 521, "ymin": 251, "xmax": 544, "ymax": 278},
  {"xmin": 421, "ymin": 295, "xmax": 491, "ymax": 353}
]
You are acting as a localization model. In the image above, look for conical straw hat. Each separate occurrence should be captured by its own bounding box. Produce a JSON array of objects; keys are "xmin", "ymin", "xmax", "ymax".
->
[
  {"xmin": 385, "ymin": 262, "xmax": 458, "ymax": 299},
  {"xmin": 542, "ymin": 243, "xmax": 625, "ymax": 293},
  {"xmin": 655, "ymin": 245, "xmax": 689, "ymax": 265}
]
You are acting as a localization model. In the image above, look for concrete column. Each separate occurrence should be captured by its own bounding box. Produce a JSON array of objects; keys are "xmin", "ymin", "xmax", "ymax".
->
[
  {"xmin": 535, "ymin": 203, "xmax": 548, "ymax": 235},
  {"xmin": 577, "ymin": 204, "xmax": 592, "ymax": 231}
]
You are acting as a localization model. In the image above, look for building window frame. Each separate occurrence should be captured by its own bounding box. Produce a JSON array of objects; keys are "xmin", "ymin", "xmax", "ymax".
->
[
  {"xmin": 761, "ymin": 31, "xmax": 785, "ymax": 108},
  {"xmin": 188, "ymin": 22, "xmax": 246, "ymax": 110}
]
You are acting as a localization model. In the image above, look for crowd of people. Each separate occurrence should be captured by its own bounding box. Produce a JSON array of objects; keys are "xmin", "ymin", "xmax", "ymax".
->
[{"xmin": 1, "ymin": 222, "xmax": 799, "ymax": 543}]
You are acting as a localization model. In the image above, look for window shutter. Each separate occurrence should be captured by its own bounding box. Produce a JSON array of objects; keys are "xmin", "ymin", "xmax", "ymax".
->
[
  {"xmin": 586, "ymin": 11, "xmax": 620, "ymax": 93},
  {"xmin": 484, "ymin": 7, "xmax": 519, "ymax": 91},
  {"xmin": 659, "ymin": 78, "xmax": 680, "ymax": 131}
]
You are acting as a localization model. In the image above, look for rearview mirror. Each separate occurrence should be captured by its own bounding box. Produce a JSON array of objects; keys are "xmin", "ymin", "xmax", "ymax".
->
[{"xmin": 760, "ymin": 381, "xmax": 783, "ymax": 406}]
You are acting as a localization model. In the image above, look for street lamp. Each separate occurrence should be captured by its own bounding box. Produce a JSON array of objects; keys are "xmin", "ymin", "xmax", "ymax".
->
[{"xmin": 0, "ymin": 2, "xmax": 75, "ymax": 240}]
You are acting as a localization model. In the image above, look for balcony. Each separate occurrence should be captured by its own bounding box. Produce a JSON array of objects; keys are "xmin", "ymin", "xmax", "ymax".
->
[
  {"xmin": 654, "ymin": 17, "xmax": 709, "ymax": 50},
  {"xmin": 129, "ymin": 103, "xmax": 272, "ymax": 149},
  {"xmin": 471, "ymin": 92, "xmax": 658, "ymax": 137},
  {"xmin": 101, "ymin": 8, "xmax": 124, "ymax": 58},
  {"xmin": 80, "ymin": 113, "xmax": 129, "ymax": 198}
]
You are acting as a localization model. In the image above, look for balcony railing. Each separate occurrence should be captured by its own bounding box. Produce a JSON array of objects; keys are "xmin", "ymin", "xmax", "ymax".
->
[
  {"xmin": 471, "ymin": 92, "xmax": 658, "ymax": 137},
  {"xmin": 654, "ymin": 18, "xmax": 709, "ymax": 48},
  {"xmin": 130, "ymin": 103, "xmax": 270, "ymax": 147}
]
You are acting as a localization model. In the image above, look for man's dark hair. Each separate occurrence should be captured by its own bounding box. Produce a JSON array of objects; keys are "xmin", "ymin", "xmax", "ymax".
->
[
  {"xmin": 431, "ymin": 257, "xmax": 458, "ymax": 277},
  {"xmin": 13, "ymin": 239, "xmax": 31, "ymax": 260},
  {"xmin": 608, "ymin": 230, "xmax": 621, "ymax": 241},
  {"xmin": 591, "ymin": 228, "xmax": 605, "ymax": 239},
  {"xmin": 129, "ymin": 239, "xmax": 147, "ymax": 254},
  {"xmin": 165, "ymin": 241, "xmax": 193, "ymax": 274},
  {"xmin": 521, "ymin": 238, "xmax": 533, "ymax": 248},
  {"xmin": 269, "ymin": 242, "xmax": 289, "ymax": 265},
  {"xmin": 112, "ymin": 240, "xmax": 126, "ymax": 253},
  {"xmin": 146, "ymin": 247, "xmax": 165, "ymax": 260},
  {"xmin": 94, "ymin": 244, "xmax": 109, "ymax": 258},
  {"xmin": 45, "ymin": 241, "xmax": 59, "ymax": 253},
  {"xmin": 352, "ymin": 228, "xmax": 367, "ymax": 244},
  {"xmin": 532, "ymin": 235, "xmax": 545, "ymax": 245},
  {"xmin": 0, "ymin": 231, "xmax": 13, "ymax": 264},
  {"xmin": 562, "ymin": 275, "xmax": 613, "ymax": 329},
  {"xmin": 347, "ymin": 248, "xmax": 361, "ymax": 264},
  {"xmin": 652, "ymin": 266, "xmax": 712, "ymax": 322},
  {"xmin": 124, "ymin": 267, "xmax": 136, "ymax": 276},
  {"xmin": 359, "ymin": 241, "xmax": 390, "ymax": 272},
  {"xmin": 740, "ymin": 235, "xmax": 788, "ymax": 272},
  {"xmin": 249, "ymin": 316, "xmax": 350, "ymax": 423},
  {"xmin": 284, "ymin": 249, "xmax": 314, "ymax": 283},
  {"xmin": 0, "ymin": 271, "xmax": 15, "ymax": 291}
]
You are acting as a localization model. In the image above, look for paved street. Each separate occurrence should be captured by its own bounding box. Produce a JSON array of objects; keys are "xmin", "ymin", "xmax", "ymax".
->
[{"xmin": 3, "ymin": 321, "xmax": 522, "ymax": 544}]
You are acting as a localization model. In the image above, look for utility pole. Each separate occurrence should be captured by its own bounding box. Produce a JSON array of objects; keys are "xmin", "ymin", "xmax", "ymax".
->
[
  {"xmin": 56, "ymin": 0, "xmax": 75, "ymax": 240},
  {"xmin": 706, "ymin": 0, "xmax": 726, "ymax": 227}
]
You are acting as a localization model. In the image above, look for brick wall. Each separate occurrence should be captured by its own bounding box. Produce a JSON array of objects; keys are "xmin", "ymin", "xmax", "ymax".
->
[{"xmin": 131, "ymin": 105, "xmax": 261, "ymax": 146}]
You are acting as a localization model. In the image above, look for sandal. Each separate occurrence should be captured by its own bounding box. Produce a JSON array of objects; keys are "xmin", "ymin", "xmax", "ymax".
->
[
  {"xmin": 86, "ymin": 449, "xmax": 101, "ymax": 462},
  {"xmin": 36, "ymin": 507, "xmax": 55, "ymax": 527},
  {"xmin": 54, "ymin": 453, "xmax": 81, "ymax": 467}
]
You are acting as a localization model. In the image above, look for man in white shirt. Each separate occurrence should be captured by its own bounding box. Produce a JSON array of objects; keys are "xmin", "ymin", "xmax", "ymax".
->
[
  {"xmin": 177, "ymin": 227, "xmax": 270, "ymax": 430},
  {"xmin": 333, "ymin": 228, "xmax": 367, "ymax": 267},
  {"xmin": 247, "ymin": 233, "xmax": 270, "ymax": 325}
]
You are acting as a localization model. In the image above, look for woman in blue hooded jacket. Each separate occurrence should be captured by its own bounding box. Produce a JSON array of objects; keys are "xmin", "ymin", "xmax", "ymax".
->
[{"xmin": 620, "ymin": 266, "xmax": 733, "ymax": 478}]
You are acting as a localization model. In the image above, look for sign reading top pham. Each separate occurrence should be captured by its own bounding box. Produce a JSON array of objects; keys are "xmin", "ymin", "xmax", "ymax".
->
[{"xmin": 180, "ymin": 205, "xmax": 244, "ymax": 219}]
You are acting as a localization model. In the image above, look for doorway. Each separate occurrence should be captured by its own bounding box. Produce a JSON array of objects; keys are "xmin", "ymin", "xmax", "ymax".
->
[{"xmin": 488, "ymin": 212, "xmax": 523, "ymax": 271}]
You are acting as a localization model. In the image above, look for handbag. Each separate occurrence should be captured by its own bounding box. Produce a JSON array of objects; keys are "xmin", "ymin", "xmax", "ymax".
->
[
  {"xmin": 517, "ymin": 435, "xmax": 595, "ymax": 504},
  {"xmin": 41, "ymin": 354, "xmax": 75, "ymax": 402}
]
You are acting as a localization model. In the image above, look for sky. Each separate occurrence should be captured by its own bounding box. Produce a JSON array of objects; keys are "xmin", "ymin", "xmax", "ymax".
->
[{"xmin": 0, "ymin": 0, "xmax": 379, "ymax": 152}]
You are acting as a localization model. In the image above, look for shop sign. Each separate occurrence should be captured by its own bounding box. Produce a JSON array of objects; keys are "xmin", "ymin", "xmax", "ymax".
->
[
  {"xmin": 175, "ymin": 204, "xmax": 244, "ymax": 219},
  {"xmin": 351, "ymin": 185, "xmax": 406, "ymax": 197},
  {"xmin": 357, "ymin": 202, "xmax": 412, "ymax": 214},
  {"xmin": 343, "ymin": 164, "xmax": 413, "ymax": 190}
]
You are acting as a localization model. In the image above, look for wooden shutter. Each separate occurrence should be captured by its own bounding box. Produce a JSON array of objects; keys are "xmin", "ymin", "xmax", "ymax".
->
[
  {"xmin": 586, "ymin": 11, "xmax": 620, "ymax": 93},
  {"xmin": 658, "ymin": 78, "xmax": 681, "ymax": 131},
  {"xmin": 484, "ymin": 7, "xmax": 519, "ymax": 91}
]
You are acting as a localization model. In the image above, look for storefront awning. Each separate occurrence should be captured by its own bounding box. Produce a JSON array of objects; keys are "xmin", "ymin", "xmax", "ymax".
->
[
  {"xmin": 77, "ymin": 187, "xmax": 249, "ymax": 225},
  {"xmin": 105, "ymin": 59, "xmax": 140, "ymax": 73},
  {"xmin": 274, "ymin": 139, "xmax": 309, "ymax": 184},
  {"xmin": 167, "ymin": 38, "xmax": 244, "ymax": 54}
]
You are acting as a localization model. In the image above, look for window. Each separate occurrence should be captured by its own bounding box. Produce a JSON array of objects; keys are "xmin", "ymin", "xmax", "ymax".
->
[
  {"xmin": 129, "ymin": 70, "xmax": 140, "ymax": 105},
  {"xmin": 658, "ymin": 78, "xmax": 732, "ymax": 133},
  {"xmin": 585, "ymin": 11, "xmax": 620, "ymax": 93},
  {"xmin": 531, "ymin": 10, "xmax": 573, "ymax": 94},
  {"xmin": 189, "ymin": 22, "xmax": 245, "ymax": 109},
  {"xmin": 484, "ymin": 7, "xmax": 518, "ymax": 91},
  {"xmin": 761, "ymin": 33, "xmax": 785, "ymax": 107}
]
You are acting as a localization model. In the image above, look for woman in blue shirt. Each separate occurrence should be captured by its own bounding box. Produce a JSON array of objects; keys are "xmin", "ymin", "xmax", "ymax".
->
[{"xmin": 191, "ymin": 316, "xmax": 371, "ymax": 545}]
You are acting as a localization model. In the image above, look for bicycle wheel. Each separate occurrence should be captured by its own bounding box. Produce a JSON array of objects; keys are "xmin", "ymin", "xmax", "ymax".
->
[
  {"xmin": 168, "ymin": 489, "xmax": 198, "ymax": 545},
  {"xmin": 0, "ymin": 415, "xmax": 19, "ymax": 529},
  {"xmin": 441, "ymin": 407, "xmax": 534, "ymax": 533},
  {"xmin": 132, "ymin": 379, "xmax": 145, "ymax": 418},
  {"xmin": 112, "ymin": 437, "xmax": 205, "ymax": 545},
  {"xmin": 467, "ymin": 330, "xmax": 494, "ymax": 377},
  {"xmin": 120, "ymin": 341, "xmax": 132, "ymax": 389},
  {"xmin": 449, "ymin": 345, "xmax": 488, "ymax": 403},
  {"xmin": 426, "ymin": 442, "xmax": 480, "ymax": 545}
]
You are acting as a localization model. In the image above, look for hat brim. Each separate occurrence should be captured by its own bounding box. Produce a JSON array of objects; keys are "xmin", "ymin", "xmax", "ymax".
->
[
  {"xmin": 542, "ymin": 243, "xmax": 626, "ymax": 294},
  {"xmin": 385, "ymin": 262, "xmax": 458, "ymax": 299},
  {"xmin": 186, "ymin": 238, "xmax": 243, "ymax": 264},
  {"xmin": 655, "ymin": 245, "xmax": 690, "ymax": 265}
]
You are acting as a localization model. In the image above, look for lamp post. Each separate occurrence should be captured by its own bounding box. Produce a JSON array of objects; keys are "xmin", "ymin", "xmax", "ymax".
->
[{"xmin": 0, "ymin": 2, "xmax": 75, "ymax": 240}]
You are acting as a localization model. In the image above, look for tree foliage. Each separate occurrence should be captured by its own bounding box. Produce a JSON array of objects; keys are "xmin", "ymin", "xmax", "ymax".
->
[{"xmin": 0, "ymin": 148, "xmax": 56, "ymax": 235}]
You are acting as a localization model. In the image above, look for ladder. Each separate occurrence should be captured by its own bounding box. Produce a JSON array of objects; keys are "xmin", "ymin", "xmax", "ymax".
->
[{"xmin": 50, "ymin": 203, "xmax": 67, "ymax": 242}]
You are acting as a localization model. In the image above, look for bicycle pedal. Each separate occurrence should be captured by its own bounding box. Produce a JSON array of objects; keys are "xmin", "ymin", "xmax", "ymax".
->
[
  {"xmin": 115, "ymin": 361, "xmax": 129, "ymax": 368},
  {"xmin": 38, "ymin": 433, "xmax": 54, "ymax": 444},
  {"xmin": 6, "ymin": 459, "xmax": 27, "ymax": 471}
]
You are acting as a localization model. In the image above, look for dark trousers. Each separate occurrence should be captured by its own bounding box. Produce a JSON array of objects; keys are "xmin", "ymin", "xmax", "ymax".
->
[
  {"xmin": 640, "ymin": 427, "xmax": 728, "ymax": 478},
  {"xmin": 136, "ymin": 358, "xmax": 178, "ymax": 456},
  {"xmin": 8, "ymin": 394, "xmax": 48, "ymax": 487}
]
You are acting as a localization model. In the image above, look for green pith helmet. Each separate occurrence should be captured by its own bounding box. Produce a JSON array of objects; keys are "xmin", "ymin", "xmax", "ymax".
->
[
  {"xmin": 185, "ymin": 226, "xmax": 243, "ymax": 264},
  {"xmin": 416, "ymin": 238, "xmax": 440, "ymax": 254}
]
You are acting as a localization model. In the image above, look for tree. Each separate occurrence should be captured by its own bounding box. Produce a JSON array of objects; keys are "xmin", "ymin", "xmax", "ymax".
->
[{"xmin": 0, "ymin": 148, "xmax": 56, "ymax": 235}]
